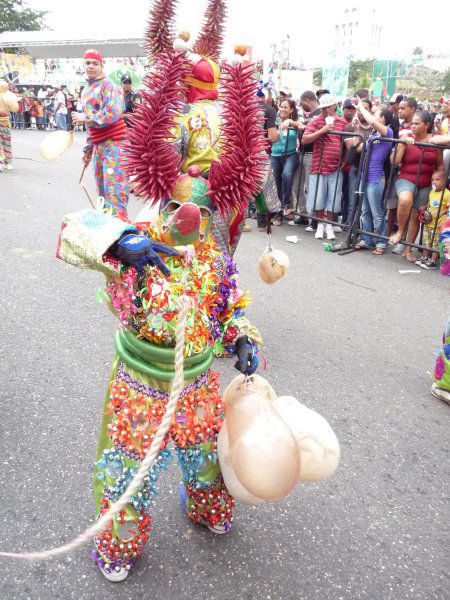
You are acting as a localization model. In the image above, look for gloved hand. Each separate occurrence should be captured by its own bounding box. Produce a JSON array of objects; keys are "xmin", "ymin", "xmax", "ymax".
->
[
  {"xmin": 234, "ymin": 336, "xmax": 258, "ymax": 376},
  {"xmin": 111, "ymin": 233, "xmax": 180, "ymax": 277}
]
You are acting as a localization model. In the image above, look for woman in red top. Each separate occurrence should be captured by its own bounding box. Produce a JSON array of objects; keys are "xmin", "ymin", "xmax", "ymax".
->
[{"xmin": 390, "ymin": 111, "xmax": 444, "ymax": 261}]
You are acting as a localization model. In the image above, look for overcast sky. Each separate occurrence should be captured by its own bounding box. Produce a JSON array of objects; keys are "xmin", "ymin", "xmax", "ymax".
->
[{"xmin": 27, "ymin": 0, "xmax": 449, "ymax": 65}]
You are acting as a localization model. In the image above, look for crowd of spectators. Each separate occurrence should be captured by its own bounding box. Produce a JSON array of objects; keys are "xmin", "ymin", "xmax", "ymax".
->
[
  {"xmin": 250, "ymin": 88, "xmax": 450, "ymax": 271},
  {"xmin": 8, "ymin": 84, "xmax": 83, "ymax": 131}
]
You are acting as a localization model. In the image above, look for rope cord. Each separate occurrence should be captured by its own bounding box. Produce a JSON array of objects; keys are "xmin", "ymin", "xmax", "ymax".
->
[{"xmin": 0, "ymin": 268, "xmax": 193, "ymax": 561}]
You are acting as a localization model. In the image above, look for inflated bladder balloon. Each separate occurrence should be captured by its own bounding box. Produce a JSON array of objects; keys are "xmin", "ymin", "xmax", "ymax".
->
[
  {"xmin": 258, "ymin": 247, "xmax": 289, "ymax": 284},
  {"xmin": 223, "ymin": 373, "xmax": 277, "ymax": 410},
  {"xmin": 227, "ymin": 392, "xmax": 300, "ymax": 500},
  {"xmin": 273, "ymin": 396, "xmax": 340, "ymax": 481},
  {"xmin": 40, "ymin": 131, "xmax": 73, "ymax": 161},
  {"xmin": 217, "ymin": 422, "xmax": 265, "ymax": 506}
]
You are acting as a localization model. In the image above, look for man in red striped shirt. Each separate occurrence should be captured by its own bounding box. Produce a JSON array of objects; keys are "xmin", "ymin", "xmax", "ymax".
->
[
  {"xmin": 302, "ymin": 94, "xmax": 347, "ymax": 239},
  {"xmin": 72, "ymin": 49, "xmax": 129, "ymax": 217}
]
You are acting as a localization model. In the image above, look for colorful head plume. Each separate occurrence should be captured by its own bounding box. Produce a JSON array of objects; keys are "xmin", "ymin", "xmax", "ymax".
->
[
  {"xmin": 125, "ymin": 54, "xmax": 267, "ymax": 215},
  {"xmin": 123, "ymin": 52, "xmax": 188, "ymax": 203},
  {"xmin": 192, "ymin": 0, "xmax": 227, "ymax": 61},
  {"xmin": 145, "ymin": 0, "xmax": 178, "ymax": 59}
]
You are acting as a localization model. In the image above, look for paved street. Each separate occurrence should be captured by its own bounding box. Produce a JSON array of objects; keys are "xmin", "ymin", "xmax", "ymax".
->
[{"xmin": 0, "ymin": 130, "xmax": 448, "ymax": 600}]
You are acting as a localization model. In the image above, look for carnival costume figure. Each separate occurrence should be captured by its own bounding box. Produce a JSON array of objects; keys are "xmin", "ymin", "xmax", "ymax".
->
[
  {"xmin": 72, "ymin": 49, "xmax": 129, "ymax": 216},
  {"xmin": 57, "ymin": 40, "xmax": 267, "ymax": 581},
  {"xmin": 432, "ymin": 316, "xmax": 450, "ymax": 405},
  {"xmin": 0, "ymin": 81, "xmax": 19, "ymax": 171}
]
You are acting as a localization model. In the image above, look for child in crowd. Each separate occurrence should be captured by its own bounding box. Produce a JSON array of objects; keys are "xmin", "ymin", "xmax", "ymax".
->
[{"xmin": 416, "ymin": 170, "xmax": 450, "ymax": 269}]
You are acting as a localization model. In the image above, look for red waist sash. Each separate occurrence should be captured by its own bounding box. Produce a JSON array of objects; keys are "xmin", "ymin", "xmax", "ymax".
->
[{"xmin": 90, "ymin": 118, "xmax": 126, "ymax": 144}]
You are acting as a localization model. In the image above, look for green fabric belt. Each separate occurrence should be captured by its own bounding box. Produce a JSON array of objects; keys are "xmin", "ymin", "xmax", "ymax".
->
[
  {"xmin": 114, "ymin": 330, "xmax": 214, "ymax": 382},
  {"xmin": 118, "ymin": 329, "xmax": 212, "ymax": 366}
]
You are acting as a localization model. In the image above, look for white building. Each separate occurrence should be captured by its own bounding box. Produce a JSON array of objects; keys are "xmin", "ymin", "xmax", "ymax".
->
[{"xmin": 334, "ymin": 6, "xmax": 384, "ymax": 60}]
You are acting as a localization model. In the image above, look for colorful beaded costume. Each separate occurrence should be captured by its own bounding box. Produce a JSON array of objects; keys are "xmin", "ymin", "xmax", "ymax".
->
[{"xmin": 58, "ymin": 0, "xmax": 267, "ymax": 580}]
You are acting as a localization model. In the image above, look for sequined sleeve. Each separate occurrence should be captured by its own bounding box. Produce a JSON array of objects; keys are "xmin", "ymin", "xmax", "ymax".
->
[
  {"xmin": 56, "ymin": 209, "xmax": 138, "ymax": 277},
  {"xmin": 211, "ymin": 254, "xmax": 262, "ymax": 356}
]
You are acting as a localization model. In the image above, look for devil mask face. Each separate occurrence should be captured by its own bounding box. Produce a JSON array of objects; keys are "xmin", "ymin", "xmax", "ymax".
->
[{"xmin": 158, "ymin": 166, "xmax": 213, "ymax": 248}]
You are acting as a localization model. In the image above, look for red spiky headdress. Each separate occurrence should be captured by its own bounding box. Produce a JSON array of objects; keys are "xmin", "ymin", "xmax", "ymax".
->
[
  {"xmin": 192, "ymin": 0, "xmax": 227, "ymax": 61},
  {"xmin": 145, "ymin": 0, "xmax": 178, "ymax": 59},
  {"xmin": 124, "ymin": 53, "xmax": 267, "ymax": 215},
  {"xmin": 123, "ymin": 52, "xmax": 188, "ymax": 201}
]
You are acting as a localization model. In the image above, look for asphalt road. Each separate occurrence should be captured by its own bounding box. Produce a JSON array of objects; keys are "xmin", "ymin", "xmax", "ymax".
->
[{"xmin": 0, "ymin": 130, "xmax": 448, "ymax": 600}]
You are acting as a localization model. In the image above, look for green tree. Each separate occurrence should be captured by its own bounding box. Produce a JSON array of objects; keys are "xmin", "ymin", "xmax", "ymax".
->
[
  {"xmin": 0, "ymin": 0, "xmax": 48, "ymax": 33},
  {"xmin": 442, "ymin": 68, "xmax": 450, "ymax": 94},
  {"xmin": 355, "ymin": 71, "xmax": 370, "ymax": 91},
  {"xmin": 313, "ymin": 68, "xmax": 322, "ymax": 87},
  {"xmin": 348, "ymin": 60, "xmax": 373, "ymax": 93},
  {"xmin": 412, "ymin": 47, "xmax": 423, "ymax": 57}
]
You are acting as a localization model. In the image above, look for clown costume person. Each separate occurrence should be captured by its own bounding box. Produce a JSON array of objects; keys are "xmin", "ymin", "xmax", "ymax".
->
[
  {"xmin": 57, "ymin": 47, "xmax": 267, "ymax": 582},
  {"xmin": 71, "ymin": 49, "xmax": 129, "ymax": 216}
]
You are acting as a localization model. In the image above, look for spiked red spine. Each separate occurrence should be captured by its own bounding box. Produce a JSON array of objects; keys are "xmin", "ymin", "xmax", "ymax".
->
[
  {"xmin": 192, "ymin": 0, "xmax": 227, "ymax": 61},
  {"xmin": 145, "ymin": 0, "xmax": 178, "ymax": 59},
  {"xmin": 124, "ymin": 52, "xmax": 188, "ymax": 205},
  {"xmin": 209, "ymin": 62, "xmax": 267, "ymax": 214}
]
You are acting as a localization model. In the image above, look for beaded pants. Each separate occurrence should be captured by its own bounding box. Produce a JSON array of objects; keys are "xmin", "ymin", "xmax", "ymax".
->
[
  {"xmin": 91, "ymin": 355, "xmax": 234, "ymax": 572},
  {"xmin": 0, "ymin": 123, "xmax": 12, "ymax": 165},
  {"xmin": 93, "ymin": 139, "xmax": 129, "ymax": 215}
]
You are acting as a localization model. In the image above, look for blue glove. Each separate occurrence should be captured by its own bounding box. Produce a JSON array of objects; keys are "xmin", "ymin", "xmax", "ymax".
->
[
  {"xmin": 233, "ymin": 336, "xmax": 259, "ymax": 376},
  {"xmin": 113, "ymin": 234, "xmax": 180, "ymax": 277}
]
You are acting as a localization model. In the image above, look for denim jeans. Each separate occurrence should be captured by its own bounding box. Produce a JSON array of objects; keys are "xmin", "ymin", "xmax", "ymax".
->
[
  {"xmin": 13, "ymin": 112, "xmax": 24, "ymax": 129},
  {"xmin": 307, "ymin": 170, "xmax": 343, "ymax": 213},
  {"xmin": 360, "ymin": 178, "xmax": 387, "ymax": 248},
  {"xmin": 270, "ymin": 152, "xmax": 299, "ymax": 209},
  {"xmin": 56, "ymin": 112, "xmax": 67, "ymax": 131},
  {"xmin": 291, "ymin": 152, "xmax": 312, "ymax": 213}
]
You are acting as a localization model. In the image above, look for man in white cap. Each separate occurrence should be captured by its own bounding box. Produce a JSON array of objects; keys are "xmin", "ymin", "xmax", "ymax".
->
[{"xmin": 301, "ymin": 94, "xmax": 347, "ymax": 240}]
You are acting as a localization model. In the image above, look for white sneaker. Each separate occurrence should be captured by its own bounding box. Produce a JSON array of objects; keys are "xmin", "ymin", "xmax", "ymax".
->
[
  {"xmin": 325, "ymin": 224, "xmax": 335, "ymax": 240},
  {"xmin": 391, "ymin": 242, "xmax": 404, "ymax": 254},
  {"xmin": 5, "ymin": 164, "xmax": 13, "ymax": 171},
  {"xmin": 333, "ymin": 225, "xmax": 342, "ymax": 232},
  {"xmin": 431, "ymin": 383, "xmax": 450, "ymax": 405},
  {"xmin": 207, "ymin": 521, "xmax": 231, "ymax": 535},
  {"xmin": 315, "ymin": 223, "xmax": 325, "ymax": 239},
  {"xmin": 100, "ymin": 565, "xmax": 130, "ymax": 582},
  {"xmin": 305, "ymin": 225, "xmax": 314, "ymax": 232}
]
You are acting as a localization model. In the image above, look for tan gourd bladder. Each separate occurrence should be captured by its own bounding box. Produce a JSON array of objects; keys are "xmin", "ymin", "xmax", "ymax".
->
[
  {"xmin": 218, "ymin": 375, "xmax": 340, "ymax": 506},
  {"xmin": 40, "ymin": 131, "xmax": 73, "ymax": 161},
  {"xmin": 258, "ymin": 247, "xmax": 289, "ymax": 284},
  {"xmin": 217, "ymin": 421, "xmax": 265, "ymax": 506},
  {"xmin": 273, "ymin": 396, "xmax": 340, "ymax": 481}
]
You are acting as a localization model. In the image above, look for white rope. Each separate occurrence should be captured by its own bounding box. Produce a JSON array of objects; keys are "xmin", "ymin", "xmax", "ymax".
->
[{"xmin": 0, "ymin": 293, "xmax": 192, "ymax": 561}]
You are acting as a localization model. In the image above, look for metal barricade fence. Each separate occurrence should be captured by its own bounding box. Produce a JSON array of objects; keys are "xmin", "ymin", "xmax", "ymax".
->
[
  {"xmin": 289, "ymin": 131, "xmax": 450, "ymax": 257},
  {"xmin": 339, "ymin": 137, "xmax": 450, "ymax": 256}
]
